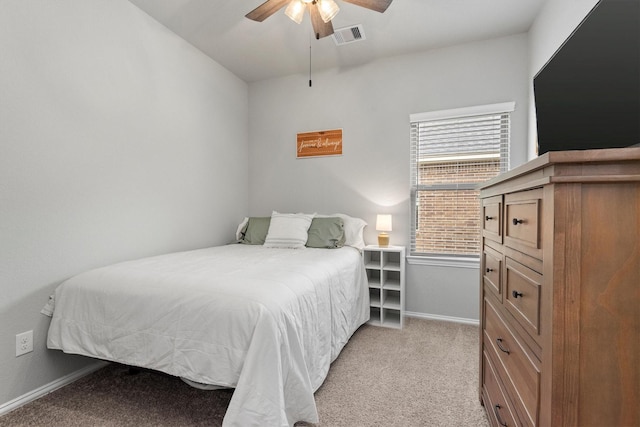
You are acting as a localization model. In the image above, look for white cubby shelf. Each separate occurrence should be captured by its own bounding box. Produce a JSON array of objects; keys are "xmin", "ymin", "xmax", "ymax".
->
[{"xmin": 363, "ymin": 245, "xmax": 405, "ymax": 329}]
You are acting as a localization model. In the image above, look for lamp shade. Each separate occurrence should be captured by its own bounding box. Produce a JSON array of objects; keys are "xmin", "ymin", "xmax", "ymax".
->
[
  {"xmin": 376, "ymin": 214, "xmax": 392, "ymax": 232},
  {"xmin": 317, "ymin": 0, "xmax": 339, "ymax": 23},
  {"xmin": 285, "ymin": 0, "xmax": 306, "ymax": 24}
]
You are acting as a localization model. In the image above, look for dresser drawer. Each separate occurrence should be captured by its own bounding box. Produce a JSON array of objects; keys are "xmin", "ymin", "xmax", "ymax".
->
[
  {"xmin": 504, "ymin": 189, "xmax": 543, "ymax": 259},
  {"xmin": 484, "ymin": 299, "xmax": 540, "ymax": 427},
  {"xmin": 483, "ymin": 245, "xmax": 503, "ymax": 301},
  {"xmin": 504, "ymin": 257, "xmax": 542, "ymax": 341},
  {"xmin": 483, "ymin": 195, "xmax": 503, "ymax": 243},
  {"xmin": 483, "ymin": 350, "xmax": 519, "ymax": 427}
]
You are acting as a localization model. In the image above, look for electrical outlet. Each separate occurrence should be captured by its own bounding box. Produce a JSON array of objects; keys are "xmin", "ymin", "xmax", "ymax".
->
[{"xmin": 16, "ymin": 330, "xmax": 33, "ymax": 357}]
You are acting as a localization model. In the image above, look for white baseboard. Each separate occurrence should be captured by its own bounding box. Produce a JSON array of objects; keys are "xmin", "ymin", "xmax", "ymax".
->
[
  {"xmin": 405, "ymin": 310, "xmax": 479, "ymax": 326},
  {"xmin": 0, "ymin": 361, "xmax": 109, "ymax": 417}
]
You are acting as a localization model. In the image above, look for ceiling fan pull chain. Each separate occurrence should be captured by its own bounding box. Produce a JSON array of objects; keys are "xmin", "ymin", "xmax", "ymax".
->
[{"xmin": 309, "ymin": 43, "xmax": 312, "ymax": 87}]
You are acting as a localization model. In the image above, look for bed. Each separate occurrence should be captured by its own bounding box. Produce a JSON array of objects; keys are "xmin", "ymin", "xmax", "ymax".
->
[{"xmin": 44, "ymin": 213, "xmax": 370, "ymax": 426}]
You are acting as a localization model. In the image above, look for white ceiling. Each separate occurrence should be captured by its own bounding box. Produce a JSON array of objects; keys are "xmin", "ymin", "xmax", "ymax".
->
[{"xmin": 128, "ymin": 0, "xmax": 547, "ymax": 82}]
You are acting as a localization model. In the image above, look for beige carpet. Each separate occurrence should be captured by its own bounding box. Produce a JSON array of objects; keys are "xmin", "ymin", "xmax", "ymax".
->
[{"xmin": 1, "ymin": 318, "xmax": 489, "ymax": 426}]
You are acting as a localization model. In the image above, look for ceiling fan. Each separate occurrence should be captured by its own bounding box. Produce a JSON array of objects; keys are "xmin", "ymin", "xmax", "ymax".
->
[{"xmin": 245, "ymin": 0, "xmax": 393, "ymax": 39}]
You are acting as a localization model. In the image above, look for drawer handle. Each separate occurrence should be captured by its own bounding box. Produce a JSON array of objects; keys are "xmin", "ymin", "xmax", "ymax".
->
[
  {"xmin": 485, "ymin": 216, "xmax": 494, "ymax": 221},
  {"xmin": 496, "ymin": 338, "xmax": 510, "ymax": 354},
  {"xmin": 486, "ymin": 268, "xmax": 494, "ymax": 273},
  {"xmin": 494, "ymin": 404, "xmax": 508, "ymax": 427},
  {"xmin": 512, "ymin": 218, "xmax": 524, "ymax": 225},
  {"xmin": 512, "ymin": 290, "xmax": 523, "ymax": 299}
]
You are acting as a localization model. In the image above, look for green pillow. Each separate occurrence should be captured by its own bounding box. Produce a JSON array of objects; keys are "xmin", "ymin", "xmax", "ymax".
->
[
  {"xmin": 239, "ymin": 217, "xmax": 271, "ymax": 245},
  {"xmin": 306, "ymin": 217, "xmax": 345, "ymax": 248}
]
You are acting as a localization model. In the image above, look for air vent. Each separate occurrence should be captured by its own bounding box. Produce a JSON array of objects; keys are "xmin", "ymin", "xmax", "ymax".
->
[{"xmin": 332, "ymin": 24, "xmax": 366, "ymax": 46}]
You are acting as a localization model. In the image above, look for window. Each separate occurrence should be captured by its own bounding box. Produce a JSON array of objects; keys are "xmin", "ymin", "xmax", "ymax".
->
[{"xmin": 410, "ymin": 102, "xmax": 513, "ymax": 257}]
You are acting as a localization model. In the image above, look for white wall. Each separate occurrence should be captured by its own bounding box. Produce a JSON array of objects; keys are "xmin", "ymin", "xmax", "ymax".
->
[
  {"xmin": 0, "ymin": 0, "xmax": 248, "ymax": 406},
  {"xmin": 248, "ymin": 33, "xmax": 530, "ymax": 321},
  {"xmin": 526, "ymin": 0, "xmax": 600, "ymax": 158}
]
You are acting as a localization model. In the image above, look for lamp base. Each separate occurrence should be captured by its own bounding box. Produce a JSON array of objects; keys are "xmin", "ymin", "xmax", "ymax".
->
[{"xmin": 378, "ymin": 233, "xmax": 389, "ymax": 247}]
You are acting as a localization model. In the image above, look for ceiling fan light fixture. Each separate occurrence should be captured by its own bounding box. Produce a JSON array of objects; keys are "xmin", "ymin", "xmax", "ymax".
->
[
  {"xmin": 245, "ymin": 0, "xmax": 391, "ymax": 39},
  {"xmin": 285, "ymin": 0, "xmax": 306, "ymax": 24},
  {"xmin": 317, "ymin": 0, "xmax": 339, "ymax": 23}
]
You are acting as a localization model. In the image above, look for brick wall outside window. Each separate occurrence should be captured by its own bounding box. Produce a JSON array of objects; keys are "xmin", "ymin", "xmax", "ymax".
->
[{"xmin": 415, "ymin": 159, "xmax": 500, "ymax": 255}]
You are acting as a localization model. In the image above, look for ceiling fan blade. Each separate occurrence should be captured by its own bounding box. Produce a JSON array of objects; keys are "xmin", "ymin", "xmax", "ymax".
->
[
  {"xmin": 341, "ymin": 0, "xmax": 393, "ymax": 13},
  {"xmin": 245, "ymin": 0, "xmax": 291, "ymax": 22},
  {"xmin": 309, "ymin": 3, "xmax": 334, "ymax": 39}
]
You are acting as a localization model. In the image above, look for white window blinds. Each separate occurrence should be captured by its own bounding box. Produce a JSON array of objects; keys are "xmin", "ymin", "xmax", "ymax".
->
[{"xmin": 410, "ymin": 102, "xmax": 513, "ymax": 256}]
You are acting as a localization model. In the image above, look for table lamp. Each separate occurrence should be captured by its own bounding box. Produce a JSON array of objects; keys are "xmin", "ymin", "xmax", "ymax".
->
[{"xmin": 376, "ymin": 214, "xmax": 392, "ymax": 247}]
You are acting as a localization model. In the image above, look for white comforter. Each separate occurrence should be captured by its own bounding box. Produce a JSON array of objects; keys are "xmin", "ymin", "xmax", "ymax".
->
[{"xmin": 46, "ymin": 244, "xmax": 369, "ymax": 426}]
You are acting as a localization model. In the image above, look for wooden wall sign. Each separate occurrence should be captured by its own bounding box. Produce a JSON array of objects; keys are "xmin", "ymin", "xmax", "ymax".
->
[{"xmin": 296, "ymin": 129, "xmax": 342, "ymax": 158}]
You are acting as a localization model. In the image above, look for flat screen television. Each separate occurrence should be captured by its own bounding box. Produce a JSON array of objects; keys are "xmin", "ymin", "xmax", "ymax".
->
[{"xmin": 533, "ymin": 0, "xmax": 639, "ymax": 155}]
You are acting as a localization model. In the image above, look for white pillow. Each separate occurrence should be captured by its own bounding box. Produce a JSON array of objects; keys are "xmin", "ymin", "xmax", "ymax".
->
[
  {"xmin": 318, "ymin": 213, "xmax": 367, "ymax": 249},
  {"xmin": 235, "ymin": 217, "xmax": 249, "ymax": 240},
  {"xmin": 264, "ymin": 211, "xmax": 315, "ymax": 249}
]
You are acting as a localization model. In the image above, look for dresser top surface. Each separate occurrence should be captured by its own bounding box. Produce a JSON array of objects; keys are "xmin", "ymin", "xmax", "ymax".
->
[{"xmin": 479, "ymin": 147, "xmax": 640, "ymax": 192}]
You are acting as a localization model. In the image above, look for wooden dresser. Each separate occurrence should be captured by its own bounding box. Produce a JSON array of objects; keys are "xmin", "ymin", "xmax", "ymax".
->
[{"xmin": 478, "ymin": 147, "xmax": 640, "ymax": 427}]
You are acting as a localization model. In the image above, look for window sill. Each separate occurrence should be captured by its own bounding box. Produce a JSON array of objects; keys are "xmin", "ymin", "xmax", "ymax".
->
[{"xmin": 407, "ymin": 255, "xmax": 479, "ymax": 269}]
